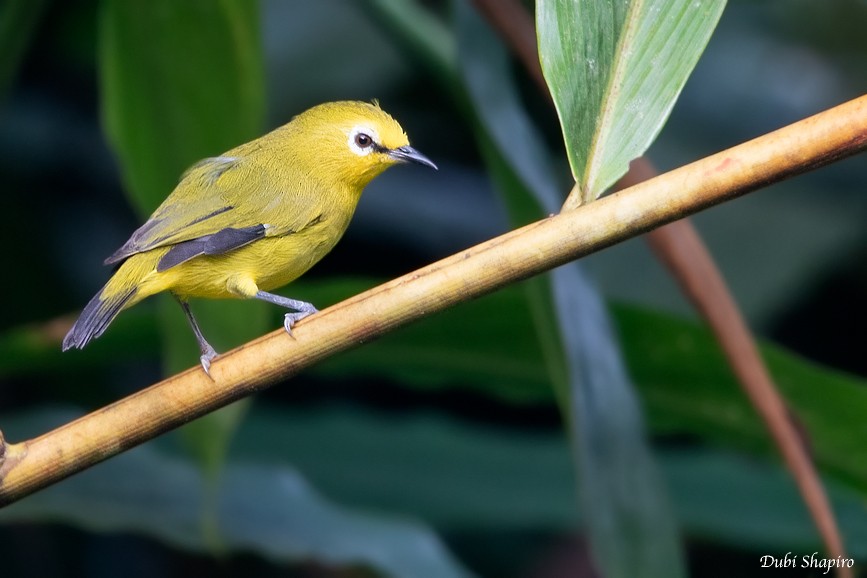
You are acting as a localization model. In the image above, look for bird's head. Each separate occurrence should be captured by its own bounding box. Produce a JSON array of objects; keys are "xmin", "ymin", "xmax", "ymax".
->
[{"xmin": 290, "ymin": 101, "xmax": 437, "ymax": 189}]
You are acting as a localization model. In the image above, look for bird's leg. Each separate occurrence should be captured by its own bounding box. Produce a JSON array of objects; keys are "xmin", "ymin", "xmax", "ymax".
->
[
  {"xmin": 253, "ymin": 291, "xmax": 318, "ymax": 336},
  {"xmin": 176, "ymin": 296, "xmax": 219, "ymax": 377}
]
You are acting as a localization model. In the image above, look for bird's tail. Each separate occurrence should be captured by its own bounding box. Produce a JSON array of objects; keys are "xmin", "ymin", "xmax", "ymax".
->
[{"xmin": 62, "ymin": 278, "xmax": 139, "ymax": 352}]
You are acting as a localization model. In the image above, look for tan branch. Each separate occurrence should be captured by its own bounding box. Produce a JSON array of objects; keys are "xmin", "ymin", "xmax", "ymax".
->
[{"xmin": 1, "ymin": 94, "xmax": 866, "ymax": 509}]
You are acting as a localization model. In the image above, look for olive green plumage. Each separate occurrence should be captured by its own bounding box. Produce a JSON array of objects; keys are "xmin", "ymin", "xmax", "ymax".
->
[{"xmin": 63, "ymin": 101, "xmax": 435, "ymax": 373}]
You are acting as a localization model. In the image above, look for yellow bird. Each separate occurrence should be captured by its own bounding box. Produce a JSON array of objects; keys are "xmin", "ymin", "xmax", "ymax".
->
[{"xmin": 63, "ymin": 100, "xmax": 436, "ymax": 374}]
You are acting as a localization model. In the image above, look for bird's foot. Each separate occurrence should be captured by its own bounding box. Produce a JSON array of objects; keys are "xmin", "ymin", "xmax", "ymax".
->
[
  {"xmin": 199, "ymin": 344, "xmax": 219, "ymax": 379},
  {"xmin": 252, "ymin": 291, "xmax": 318, "ymax": 337},
  {"xmin": 283, "ymin": 306, "xmax": 318, "ymax": 337}
]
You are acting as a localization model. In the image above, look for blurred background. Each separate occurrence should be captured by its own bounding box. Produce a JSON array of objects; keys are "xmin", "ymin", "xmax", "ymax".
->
[{"xmin": 0, "ymin": 0, "xmax": 865, "ymax": 576}]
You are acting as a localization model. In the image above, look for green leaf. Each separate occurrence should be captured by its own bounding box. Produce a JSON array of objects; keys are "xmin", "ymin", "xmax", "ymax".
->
[
  {"xmin": 98, "ymin": 0, "xmax": 269, "ymax": 364},
  {"xmin": 662, "ymin": 449, "xmax": 867, "ymax": 556},
  {"xmin": 455, "ymin": 0, "xmax": 562, "ymax": 218},
  {"xmin": 98, "ymin": 0, "xmax": 267, "ymax": 534},
  {"xmin": 100, "ymin": 0, "xmax": 264, "ymax": 213},
  {"xmin": 456, "ymin": 5, "xmax": 685, "ymax": 575},
  {"xmin": 98, "ymin": 0, "xmax": 269, "ymax": 366},
  {"xmin": 553, "ymin": 267, "xmax": 685, "ymax": 578},
  {"xmin": 8, "ymin": 285, "xmax": 867, "ymax": 503},
  {"xmin": 225, "ymin": 287, "xmax": 867, "ymax": 498},
  {"xmin": 5, "ymin": 407, "xmax": 867, "ymax": 559},
  {"xmin": 233, "ymin": 405, "xmax": 580, "ymax": 530},
  {"xmin": 615, "ymin": 304, "xmax": 867, "ymax": 496},
  {"xmin": 537, "ymin": 0, "xmax": 726, "ymax": 203},
  {"xmin": 0, "ymin": 410, "xmax": 473, "ymax": 578},
  {"xmin": 293, "ymin": 288, "xmax": 867, "ymax": 502},
  {"xmin": 452, "ymin": 0, "xmax": 569, "ymax": 414},
  {"xmin": 305, "ymin": 277, "xmax": 553, "ymax": 403},
  {"xmin": 235, "ymin": 406, "xmax": 867, "ymax": 558}
]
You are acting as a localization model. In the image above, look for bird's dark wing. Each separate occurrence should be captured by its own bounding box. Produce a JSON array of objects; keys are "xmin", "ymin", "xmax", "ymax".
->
[
  {"xmin": 104, "ymin": 154, "xmax": 322, "ymax": 265},
  {"xmin": 156, "ymin": 224, "xmax": 267, "ymax": 271},
  {"xmin": 105, "ymin": 156, "xmax": 245, "ymax": 264}
]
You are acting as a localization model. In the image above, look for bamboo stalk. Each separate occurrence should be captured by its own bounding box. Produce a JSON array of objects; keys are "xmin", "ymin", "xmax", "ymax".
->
[{"xmin": 1, "ymin": 94, "xmax": 866, "ymax": 507}]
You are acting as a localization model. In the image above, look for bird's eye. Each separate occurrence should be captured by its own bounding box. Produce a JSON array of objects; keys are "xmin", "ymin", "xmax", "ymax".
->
[
  {"xmin": 354, "ymin": 133, "xmax": 373, "ymax": 149},
  {"xmin": 347, "ymin": 126, "xmax": 380, "ymax": 156}
]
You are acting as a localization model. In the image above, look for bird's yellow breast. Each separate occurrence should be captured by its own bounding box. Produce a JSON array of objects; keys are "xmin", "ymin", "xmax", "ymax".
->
[{"xmin": 135, "ymin": 207, "xmax": 351, "ymax": 301}]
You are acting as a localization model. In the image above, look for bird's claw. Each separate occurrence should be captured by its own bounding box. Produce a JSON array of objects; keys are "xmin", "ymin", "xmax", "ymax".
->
[
  {"xmin": 199, "ymin": 344, "xmax": 219, "ymax": 380},
  {"xmin": 283, "ymin": 307, "xmax": 318, "ymax": 338}
]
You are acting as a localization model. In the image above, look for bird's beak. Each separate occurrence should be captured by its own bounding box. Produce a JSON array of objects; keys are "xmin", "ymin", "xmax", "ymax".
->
[{"xmin": 388, "ymin": 145, "xmax": 438, "ymax": 170}]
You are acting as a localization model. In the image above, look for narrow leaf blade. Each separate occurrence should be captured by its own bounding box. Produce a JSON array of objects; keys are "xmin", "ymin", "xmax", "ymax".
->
[
  {"xmin": 553, "ymin": 266, "xmax": 686, "ymax": 578},
  {"xmin": 456, "ymin": 5, "xmax": 685, "ymax": 575},
  {"xmin": 0, "ymin": 410, "xmax": 473, "ymax": 578},
  {"xmin": 537, "ymin": 0, "xmax": 726, "ymax": 202},
  {"xmin": 98, "ymin": 0, "xmax": 267, "ymax": 509}
]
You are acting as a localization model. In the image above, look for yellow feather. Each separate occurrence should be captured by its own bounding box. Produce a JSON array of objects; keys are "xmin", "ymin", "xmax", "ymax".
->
[{"xmin": 63, "ymin": 101, "xmax": 435, "ymax": 372}]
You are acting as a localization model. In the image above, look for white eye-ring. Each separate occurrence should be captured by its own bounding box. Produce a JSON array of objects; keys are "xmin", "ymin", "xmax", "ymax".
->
[{"xmin": 348, "ymin": 126, "xmax": 379, "ymax": 156}]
